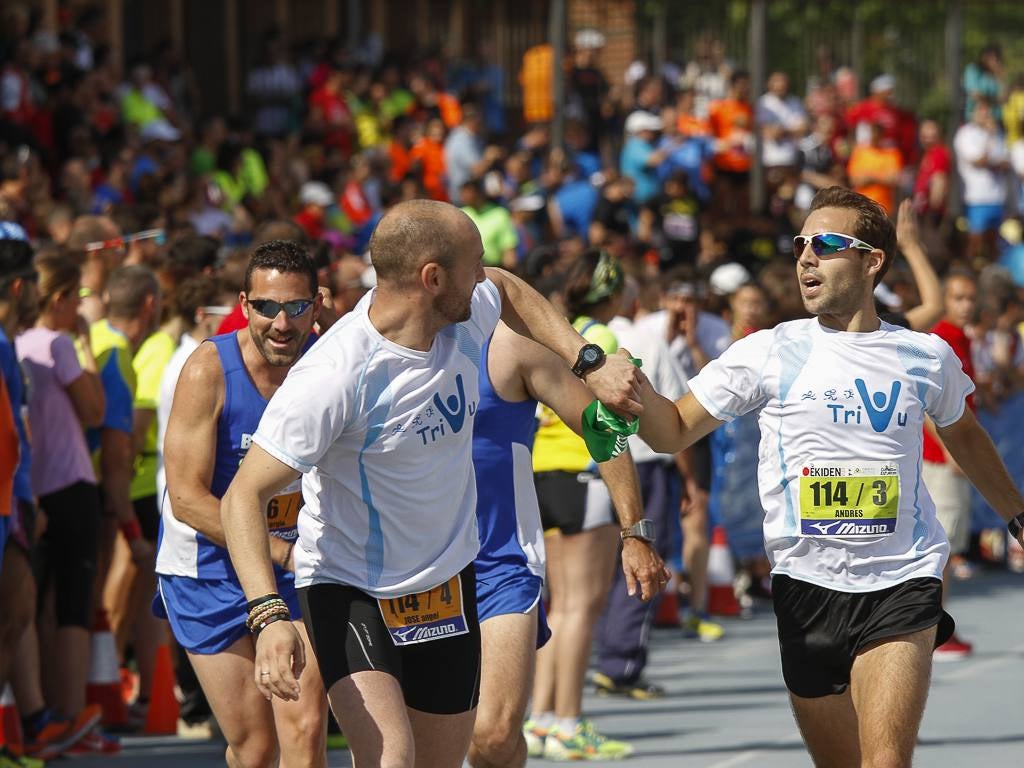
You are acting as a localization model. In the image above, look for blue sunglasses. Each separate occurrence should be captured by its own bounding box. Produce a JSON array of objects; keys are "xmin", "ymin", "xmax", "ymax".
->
[
  {"xmin": 247, "ymin": 298, "xmax": 315, "ymax": 319},
  {"xmin": 793, "ymin": 232, "xmax": 878, "ymax": 259}
]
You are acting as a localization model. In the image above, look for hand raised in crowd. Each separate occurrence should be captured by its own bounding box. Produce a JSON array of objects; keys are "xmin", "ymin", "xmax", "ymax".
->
[{"xmin": 895, "ymin": 198, "xmax": 920, "ymax": 251}]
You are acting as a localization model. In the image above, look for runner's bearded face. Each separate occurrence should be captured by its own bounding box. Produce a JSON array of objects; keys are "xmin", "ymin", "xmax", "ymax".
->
[
  {"xmin": 795, "ymin": 207, "xmax": 876, "ymax": 320},
  {"xmin": 434, "ymin": 224, "xmax": 486, "ymax": 324},
  {"xmin": 244, "ymin": 268, "xmax": 320, "ymax": 366}
]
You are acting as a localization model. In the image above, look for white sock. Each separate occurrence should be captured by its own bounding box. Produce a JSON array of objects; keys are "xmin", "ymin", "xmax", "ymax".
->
[
  {"xmin": 533, "ymin": 711, "xmax": 554, "ymax": 729},
  {"xmin": 556, "ymin": 716, "xmax": 579, "ymax": 736}
]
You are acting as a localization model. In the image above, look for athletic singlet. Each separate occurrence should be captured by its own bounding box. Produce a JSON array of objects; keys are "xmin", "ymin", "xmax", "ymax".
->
[
  {"xmin": 155, "ymin": 332, "xmax": 303, "ymax": 579},
  {"xmin": 472, "ymin": 334, "xmax": 544, "ymax": 580}
]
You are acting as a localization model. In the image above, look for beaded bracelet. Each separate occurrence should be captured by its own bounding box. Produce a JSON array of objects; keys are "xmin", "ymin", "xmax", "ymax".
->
[
  {"xmin": 246, "ymin": 593, "xmax": 284, "ymax": 613},
  {"xmin": 246, "ymin": 600, "xmax": 289, "ymax": 631},
  {"xmin": 249, "ymin": 607, "xmax": 291, "ymax": 637}
]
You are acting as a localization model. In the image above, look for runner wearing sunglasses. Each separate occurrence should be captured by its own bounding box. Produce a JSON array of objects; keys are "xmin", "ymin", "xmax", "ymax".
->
[
  {"xmin": 626, "ymin": 186, "xmax": 1024, "ymax": 767},
  {"xmin": 157, "ymin": 240, "xmax": 329, "ymax": 768},
  {"xmin": 218, "ymin": 199, "xmax": 645, "ymax": 768}
]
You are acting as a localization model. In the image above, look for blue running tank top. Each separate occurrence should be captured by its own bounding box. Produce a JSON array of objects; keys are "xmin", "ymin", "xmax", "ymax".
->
[
  {"xmin": 472, "ymin": 334, "xmax": 545, "ymax": 580},
  {"xmin": 156, "ymin": 332, "xmax": 303, "ymax": 580}
]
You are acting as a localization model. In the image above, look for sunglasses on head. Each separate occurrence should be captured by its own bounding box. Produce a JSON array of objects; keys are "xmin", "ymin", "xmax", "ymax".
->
[
  {"xmin": 793, "ymin": 232, "xmax": 878, "ymax": 260},
  {"xmin": 247, "ymin": 298, "xmax": 315, "ymax": 319}
]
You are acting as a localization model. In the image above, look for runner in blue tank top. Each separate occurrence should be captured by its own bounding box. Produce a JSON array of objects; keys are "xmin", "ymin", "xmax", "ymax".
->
[
  {"xmin": 468, "ymin": 321, "xmax": 669, "ymax": 767},
  {"xmin": 156, "ymin": 241, "xmax": 330, "ymax": 768}
]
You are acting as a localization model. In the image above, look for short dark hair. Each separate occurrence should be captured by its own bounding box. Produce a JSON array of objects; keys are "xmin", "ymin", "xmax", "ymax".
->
[
  {"xmin": 106, "ymin": 265, "xmax": 160, "ymax": 318},
  {"xmin": 808, "ymin": 186, "xmax": 896, "ymax": 286},
  {"xmin": 368, "ymin": 200, "xmax": 457, "ymax": 284},
  {"xmin": 172, "ymin": 274, "xmax": 231, "ymax": 327},
  {"xmin": 0, "ymin": 236, "xmax": 34, "ymax": 298},
  {"xmin": 168, "ymin": 235, "xmax": 219, "ymax": 274},
  {"xmin": 244, "ymin": 240, "xmax": 318, "ymax": 296}
]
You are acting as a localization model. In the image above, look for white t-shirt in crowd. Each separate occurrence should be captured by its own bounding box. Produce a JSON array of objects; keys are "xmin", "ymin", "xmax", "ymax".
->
[
  {"xmin": 608, "ymin": 315, "xmax": 688, "ymax": 463},
  {"xmin": 254, "ymin": 280, "xmax": 503, "ymax": 599},
  {"xmin": 637, "ymin": 309, "xmax": 733, "ymax": 381},
  {"xmin": 688, "ymin": 318, "xmax": 974, "ymax": 593},
  {"xmin": 155, "ymin": 333, "xmax": 199, "ymax": 506},
  {"xmin": 954, "ymin": 122, "xmax": 1008, "ymax": 206}
]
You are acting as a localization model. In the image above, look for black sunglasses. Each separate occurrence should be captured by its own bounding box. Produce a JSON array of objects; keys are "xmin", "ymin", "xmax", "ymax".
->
[{"xmin": 247, "ymin": 298, "xmax": 315, "ymax": 319}]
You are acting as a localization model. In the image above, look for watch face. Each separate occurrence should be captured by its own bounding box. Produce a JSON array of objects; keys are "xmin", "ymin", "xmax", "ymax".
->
[{"xmin": 583, "ymin": 347, "xmax": 600, "ymax": 364}]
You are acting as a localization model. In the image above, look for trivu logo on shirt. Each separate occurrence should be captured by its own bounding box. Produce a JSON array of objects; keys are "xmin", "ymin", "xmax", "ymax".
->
[{"xmin": 415, "ymin": 374, "xmax": 477, "ymax": 445}]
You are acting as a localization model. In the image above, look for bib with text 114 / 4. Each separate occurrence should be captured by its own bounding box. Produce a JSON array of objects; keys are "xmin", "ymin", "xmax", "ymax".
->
[
  {"xmin": 798, "ymin": 461, "xmax": 900, "ymax": 537},
  {"xmin": 377, "ymin": 574, "xmax": 469, "ymax": 646}
]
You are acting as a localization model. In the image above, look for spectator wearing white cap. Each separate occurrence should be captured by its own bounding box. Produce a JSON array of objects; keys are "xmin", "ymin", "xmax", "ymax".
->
[
  {"xmin": 620, "ymin": 111, "xmax": 675, "ymax": 205},
  {"xmin": 568, "ymin": 30, "xmax": 610, "ymax": 153}
]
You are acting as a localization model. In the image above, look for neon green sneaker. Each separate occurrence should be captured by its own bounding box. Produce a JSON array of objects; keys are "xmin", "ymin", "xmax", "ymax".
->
[
  {"xmin": 576, "ymin": 719, "xmax": 633, "ymax": 760},
  {"xmin": 541, "ymin": 725, "xmax": 586, "ymax": 761},
  {"xmin": 522, "ymin": 719, "xmax": 549, "ymax": 758},
  {"xmin": 684, "ymin": 614, "xmax": 725, "ymax": 643}
]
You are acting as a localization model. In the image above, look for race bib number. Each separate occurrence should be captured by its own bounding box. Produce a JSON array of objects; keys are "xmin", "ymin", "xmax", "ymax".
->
[
  {"xmin": 377, "ymin": 575, "xmax": 469, "ymax": 646},
  {"xmin": 266, "ymin": 487, "xmax": 302, "ymax": 535},
  {"xmin": 798, "ymin": 461, "xmax": 900, "ymax": 537}
]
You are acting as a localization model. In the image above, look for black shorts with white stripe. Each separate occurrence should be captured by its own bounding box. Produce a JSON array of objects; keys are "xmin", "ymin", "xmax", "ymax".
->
[{"xmin": 297, "ymin": 563, "xmax": 481, "ymax": 715}]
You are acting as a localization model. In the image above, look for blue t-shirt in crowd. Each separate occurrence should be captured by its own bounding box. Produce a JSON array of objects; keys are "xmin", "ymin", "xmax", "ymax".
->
[
  {"xmin": 620, "ymin": 137, "xmax": 660, "ymax": 204},
  {"xmin": 658, "ymin": 135, "xmax": 716, "ymax": 202},
  {"xmin": 553, "ymin": 179, "xmax": 600, "ymax": 240},
  {"xmin": 0, "ymin": 328, "xmax": 31, "ymax": 502}
]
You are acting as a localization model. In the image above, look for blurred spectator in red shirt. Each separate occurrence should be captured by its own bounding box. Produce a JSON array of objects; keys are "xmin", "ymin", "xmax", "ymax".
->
[
  {"xmin": 845, "ymin": 74, "xmax": 918, "ymax": 165},
  {"xmin": 913, "ymin": 119, "xmax": 951, "ymax": 223}
]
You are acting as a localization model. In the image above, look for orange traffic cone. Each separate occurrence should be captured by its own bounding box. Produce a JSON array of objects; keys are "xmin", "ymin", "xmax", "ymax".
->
[
  {"xmin": 653, "ymin": 572, "xmax": 681, "ymax": 627},
  {"xmin": 144, "ymin": 645, "xmax": 179, "ymax": 735},
  {"xmin": 86, "ymin": 609, "xmax": 129, "ymax": 728},
  {"xmin": 706, "ymin": 526, "xmax": 742, "ymax": 617},
  {"xmin": 0, "ymin": 683, "xmax": 22, "ymax": 752}
]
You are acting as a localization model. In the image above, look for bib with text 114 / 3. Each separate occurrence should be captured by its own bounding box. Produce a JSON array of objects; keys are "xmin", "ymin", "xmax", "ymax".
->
[
  {"xmin": 798, "ymin": 461, "xmax": 900, "ymax": 537},
  {"xmin": 377, "ymin": 574, "xmax": 469, "ymax": 646}
]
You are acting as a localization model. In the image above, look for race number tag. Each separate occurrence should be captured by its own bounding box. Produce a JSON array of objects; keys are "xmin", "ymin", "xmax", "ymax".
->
[
  {"xmin": 377, "ymin": 575, "xmax": 469, "ymax": 646},
  {"xmin": 798, "ymin": 461, "xmax": 900, "ymax": 537},
  {"xmin": 266, "ymin": 479, "xmax": 302, "ymax": 538}
]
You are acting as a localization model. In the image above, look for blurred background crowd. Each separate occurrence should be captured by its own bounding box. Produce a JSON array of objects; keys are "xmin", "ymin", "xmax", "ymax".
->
[{"xmin": 1, "ymin": 0, "xmax": 1024, "ymax": 761}]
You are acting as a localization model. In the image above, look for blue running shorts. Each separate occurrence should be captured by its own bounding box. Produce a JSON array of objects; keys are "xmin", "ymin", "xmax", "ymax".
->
[
  {"xmin": 475, "ymin": 568, "xmax": 551, "ymax": 648},
  {"xmin": 155, "ymin": 572, "xmax": 300, "ymax": 655}
]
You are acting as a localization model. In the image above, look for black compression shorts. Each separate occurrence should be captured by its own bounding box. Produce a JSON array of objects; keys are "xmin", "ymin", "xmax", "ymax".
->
[{"xmin": 298, "ymin": 564, "xmax": 481, "ymax": 715}]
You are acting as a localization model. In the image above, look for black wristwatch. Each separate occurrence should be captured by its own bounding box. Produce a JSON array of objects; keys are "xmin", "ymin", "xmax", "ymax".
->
[
  {"xmin": 621, "ymin": 519, "xmax": 656, "ymax": 544},
  {"xmin": 571, "ymin": 343, "xmax": 606, "ymax": 378},
  {"xmin": 1008, "ymin": 512, "xmax": 1024, "ymax": 539}
]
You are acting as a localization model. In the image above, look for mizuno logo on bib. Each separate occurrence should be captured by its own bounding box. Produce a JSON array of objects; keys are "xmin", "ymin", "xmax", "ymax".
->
[
  {"xmin": 378, "ymin": 574, "xmax": 469, "ymax": 646},
  {"xmin": 798, "ymin": 461, "xmax": 900, "ymax": 537}
]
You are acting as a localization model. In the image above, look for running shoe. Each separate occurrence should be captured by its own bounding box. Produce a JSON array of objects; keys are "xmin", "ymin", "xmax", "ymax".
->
[
  {"xmin": 933, "ymin": 634, "xmax": 973, "ymax": 661},
  {"xmin": 544, "ymin": 721, "xmax": 634, "ymax": 761},
  {"xmin": 0, "ymin": 747, "xmax": 44, "ymax": 768},
  {"xmin": 683, "ymin": 614, "xmax": 725, "ymax": 643},
  {"xmin": 23, "ymin": 704, "xmax": 102, "ymax": 761},
  {"xmin": 64, "ymin": 727, "xmax": 121, "ymax": 756},
  {"xmin": 592, "ymin": 671, "xmax": 666, "ymax": 700},
  {"xmin": 522, "ymin": 719, "xmax": 549, "ymax": 758}
]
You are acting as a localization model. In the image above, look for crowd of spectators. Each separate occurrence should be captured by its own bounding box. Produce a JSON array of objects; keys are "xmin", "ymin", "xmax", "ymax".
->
[{"xmin": 1, "ymin": 3, "xmax": 1024, "ymax": 760}]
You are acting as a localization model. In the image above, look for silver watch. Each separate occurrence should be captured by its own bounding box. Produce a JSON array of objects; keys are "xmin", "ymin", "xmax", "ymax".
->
[{"xmin": 620, "ymin": 518, "xmax": 655, "ymax": 544}]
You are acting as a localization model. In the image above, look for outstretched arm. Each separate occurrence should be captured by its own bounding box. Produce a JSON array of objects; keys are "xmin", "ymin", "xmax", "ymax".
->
[
  {"xmin": 514, "ymin": 328, "xmax": 668, "ymax": 600},
  {"xmin": 635, "ymin": 376, "xmax": 723, "ymax": 455},
  {"xmin": 485, "ymin": 267, "xmax": 643, "ymax": 417},
  {"xmin": 937, "ymin": 409, "xmax": 1024, "ymax": 547}
]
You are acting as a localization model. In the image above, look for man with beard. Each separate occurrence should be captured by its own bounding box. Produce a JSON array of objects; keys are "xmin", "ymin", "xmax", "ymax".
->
[
  {"xmin": 630, "ymin": 186, "xmax": 1024, "ymax": 767},
  {"xmin": 157, "ymin": 241, "xmax": 329, "ymax": 768},
  {"xmin": 219, "ymin": 199, "xmax": 645, "ymax": 768}
]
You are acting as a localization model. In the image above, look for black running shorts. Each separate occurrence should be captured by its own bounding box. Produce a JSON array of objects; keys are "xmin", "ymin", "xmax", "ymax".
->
[
  {"xmin": 772, "ymin": 574, "xmax": 954, "ymax": 698},
  {"xmin": 298, "ymin": 564, "xmax": 481, "ymax": 715}
]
